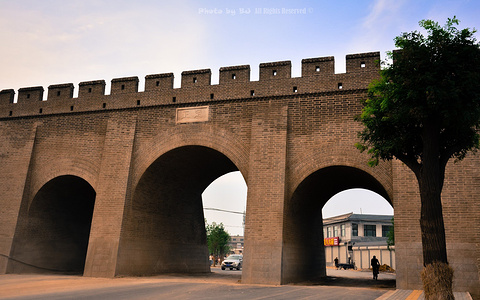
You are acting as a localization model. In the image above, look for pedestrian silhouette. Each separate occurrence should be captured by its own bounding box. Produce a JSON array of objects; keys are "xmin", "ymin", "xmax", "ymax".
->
[{"xmin": 371, "ymin": 255, "xmax": 380, "ymax": 280}]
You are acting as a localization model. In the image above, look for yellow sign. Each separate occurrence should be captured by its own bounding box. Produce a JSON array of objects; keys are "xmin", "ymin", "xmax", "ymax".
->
[{"xmin": 324, "ymin": 237, "xmax": 339, "ymax": 246}]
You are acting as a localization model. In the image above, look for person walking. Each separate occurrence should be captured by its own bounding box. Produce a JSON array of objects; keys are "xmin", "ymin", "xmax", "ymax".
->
[
  {"xmin": 334, "ymin": 257, "xmax": 339, "ymax": 269},
  {"xmin": 371, "ymin": 255, "xmax": 380, "ymax": 280}
]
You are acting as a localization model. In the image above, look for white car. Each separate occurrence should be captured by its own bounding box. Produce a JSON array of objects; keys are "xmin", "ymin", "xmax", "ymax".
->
[{"xmin": 221, "ymin": 255, "xmax": 243, "ymax": 270}]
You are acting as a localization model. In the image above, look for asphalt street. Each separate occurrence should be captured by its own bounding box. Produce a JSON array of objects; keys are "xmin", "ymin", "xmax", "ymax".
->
[{"xmin": 0, "ymin": 268, "xmax": 396, "ymax": 300}]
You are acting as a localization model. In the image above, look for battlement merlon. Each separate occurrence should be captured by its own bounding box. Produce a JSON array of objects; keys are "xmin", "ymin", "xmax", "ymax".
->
[
  {"xmin": 0, "ymin": 89, "xmax": 15, "ymax": 105},
  {"xmin": 78, "ymin": 80, "xmax": 106, "ymax": 99},
  {"xmin": 259, "ymin": 61, "xmax": 291, "ymax": 81},
  {"xmin": 181, "ymin": 69, "xmax": 212, "ymax": 88},
  {"xmin": 1, "ymin": 51, "xmax": 381, "ymax": 106},
  {"xmin": 18, "ymin": 86, "xmax": 44, "ymax": 102},
  {"xmin": 47, "ymin": 83, "xmax": 74, "ymax": 100},
  {"xmin": 301, "ymin": 56, "xmax": 334, "ymax": 77},
  {"xmin": 111, "ymin": 77, "xmax": 139, "ymax": 95},
  {"xmin": 346, "ymin": 51, "xmax": 380, "ymax": 73},
  {"xmin": 145, "ymin": 73, "xmax": 174, "ymax": 92},
  {"xmin": 219, "ymin": 65, "xmax": 250, "ymax": 84}
]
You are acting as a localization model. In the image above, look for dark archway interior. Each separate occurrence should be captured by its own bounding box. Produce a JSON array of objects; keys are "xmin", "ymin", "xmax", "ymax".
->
[
  {"xmin": 282, "ymin": 166, "xmax": 391, "ymax": 283},
  {"xmin": 117, "ymin": 146, "xmax": 238, "ymax": 275},
  {"xmin": 9, "ymin": 175, "xmax": 96, "ymax": 274}
]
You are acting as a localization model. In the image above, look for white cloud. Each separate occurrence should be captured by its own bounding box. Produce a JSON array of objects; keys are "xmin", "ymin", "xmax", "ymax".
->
[
  {"xmin": 0, "ymin": 1, "xmax": 209, "ymax": 93},
  {"xmin": 347, "ymin": 0, "xmax": 409, "ymax": 60}
]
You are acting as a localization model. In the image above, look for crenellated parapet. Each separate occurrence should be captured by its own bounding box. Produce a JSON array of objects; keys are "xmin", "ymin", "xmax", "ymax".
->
[{"xmin": 0, "ymin": 51, "xmax": 380, "ymax": 118}]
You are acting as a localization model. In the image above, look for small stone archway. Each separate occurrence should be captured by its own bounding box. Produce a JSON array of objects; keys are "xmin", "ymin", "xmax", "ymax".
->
[
  {"xmin": 8, "ymin": 175, "xmax": 96, "ymax": 274},
  {"xmin": 116, "ymin": 145, "xmax": 243, "ymax": 276},
  {"xmin": 282, "ymin": 165, "xmax": 392, "ymax": 284}
]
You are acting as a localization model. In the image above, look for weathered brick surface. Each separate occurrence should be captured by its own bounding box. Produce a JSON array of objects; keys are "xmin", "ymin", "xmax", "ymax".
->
[
  {"xmin": 83, "ymin": 113, "xmax": 137, "ymax": 277},
  {"xmin": 0, "ymin": 51, "xmax": 478, "ymax": 294},
  {"xmin": 242, "ymin": 101, "xmax": 288, "ymax": 284},
  {"xmin": 0, "ymin": 122, "xmax": 37, "ymax": 273}
]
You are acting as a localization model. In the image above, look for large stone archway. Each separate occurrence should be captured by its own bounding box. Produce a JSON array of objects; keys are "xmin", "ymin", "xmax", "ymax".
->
[
  {"xmin": 281, "ymin": 165, "xmax": 391, "ymax": 284},
  {"xmin": 116, "ymin": 145, "xmax": 241, "ymax": 276},
  {"xmin": 8, "ymin": 175, "xmax": 96, "ymax": 274}
]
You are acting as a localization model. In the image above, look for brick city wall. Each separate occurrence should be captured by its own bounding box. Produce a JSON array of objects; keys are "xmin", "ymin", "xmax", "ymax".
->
[{"xmin": 0, "ymin": 52, "xmax": 478, "ymax": 295}]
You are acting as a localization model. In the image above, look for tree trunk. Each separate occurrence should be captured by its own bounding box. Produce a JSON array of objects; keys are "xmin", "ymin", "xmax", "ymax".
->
[
  {"xmin": 415, "ymin": 120, "xmax": 453, "ymax": 299},
  {"xmin": 417, "ymin": 169, "xmax": 448, "ymax": 265},
  {"xmin": 417, "ymin": 120, "xmax": 448, "ymax": 265}
]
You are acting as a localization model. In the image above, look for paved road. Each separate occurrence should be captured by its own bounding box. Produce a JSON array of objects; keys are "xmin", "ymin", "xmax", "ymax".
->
[{"xmin": 0, "ymin": 268, "xmax": 395, "ymax": 300}]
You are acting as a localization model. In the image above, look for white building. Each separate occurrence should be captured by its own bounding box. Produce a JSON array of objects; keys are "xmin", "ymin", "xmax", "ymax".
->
[
  {"xmin": 323, "ymin": 212, "xmax": 395, "ymax": 270},
  {"xmin": 229, "ymin": 235, "xmax": 244, "ymax": 254}
]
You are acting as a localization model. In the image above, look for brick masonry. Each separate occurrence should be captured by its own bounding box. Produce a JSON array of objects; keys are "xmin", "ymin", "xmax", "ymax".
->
[{"xmin": 0, "ymin": 52, "xmax": 478, "ymax": 295}]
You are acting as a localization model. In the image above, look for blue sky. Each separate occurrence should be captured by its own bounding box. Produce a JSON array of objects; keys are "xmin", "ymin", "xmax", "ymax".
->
[{"xmin": 1, "ymin": 0, "xmax": 478, "ymax": 235}]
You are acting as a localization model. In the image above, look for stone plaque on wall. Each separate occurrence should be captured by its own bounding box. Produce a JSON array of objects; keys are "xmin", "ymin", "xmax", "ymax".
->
[{"xmin": 176, "ymin": 106, "xmax": 209, "ymax": 124}]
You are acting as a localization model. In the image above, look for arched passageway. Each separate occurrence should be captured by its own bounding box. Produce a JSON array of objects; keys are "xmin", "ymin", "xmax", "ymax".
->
[
  {"xmin": 9, "ymin": 175, "xmax": 96, "ymax": 274},
  {"xmin": 282, "ymin": 166, "xmax": 392, "ymax": 283},
  {"xmin": 117, "ymin": 145, "xmax": 241, "ymax": 275},
  {"xmin": 323, "ymin": 189, "xmax": 394, "ymax": 272}
]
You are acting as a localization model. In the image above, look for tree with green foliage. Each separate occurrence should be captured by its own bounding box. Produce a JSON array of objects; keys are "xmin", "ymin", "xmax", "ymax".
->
[
  {"xmin": 205, "ymin": 221, "xmax": 230, "ymax": 266},
  {"xmin": 356, "ymin": 17, "xmax": 480, "ymax": 299}
]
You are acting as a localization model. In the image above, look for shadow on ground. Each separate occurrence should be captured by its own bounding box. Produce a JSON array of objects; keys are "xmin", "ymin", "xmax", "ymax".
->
[
  {"xmin": 125, "ymin": 269, "xmax": 395, "ymax": 290},
  {"xmin": 297, "ymin": 276, "xmax": 396, "ymax": 289},
  {"xmin": 207, "ymin": 269, "xmax": 395, "ymax": 290}
]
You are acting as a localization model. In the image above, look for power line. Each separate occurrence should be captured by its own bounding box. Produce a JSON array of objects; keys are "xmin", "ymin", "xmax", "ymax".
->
[
  {"xmin": 203, "ymin": 207, "xmax": 245, "ymax": 215},
  {"xmin": 223, "ymin": 224, "xmax": 244, "ymax": 228},
  {"xmin": 0, "ymin": 254, "xmax": 78, "ymax": 273}
]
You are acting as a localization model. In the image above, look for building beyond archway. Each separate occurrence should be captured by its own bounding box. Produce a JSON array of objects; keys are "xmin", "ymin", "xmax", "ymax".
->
[{"xmin": 322, "ymin": 189, "xmax": 394, "ymax": 271}]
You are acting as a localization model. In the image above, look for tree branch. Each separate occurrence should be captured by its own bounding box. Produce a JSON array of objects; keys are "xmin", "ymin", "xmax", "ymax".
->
[
  {"xmin": 395, "ymin": 153, "xmax": 422, "ymax": 175},
  {"xmin": 440, "ymin": 144, "xmax": 464, "ymax": 169}
]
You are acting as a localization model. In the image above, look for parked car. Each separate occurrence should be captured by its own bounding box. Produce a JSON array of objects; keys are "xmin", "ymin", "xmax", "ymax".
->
[{"xmin": 221, "ymin": 254, "xmax": 243, "ymax": 270}]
